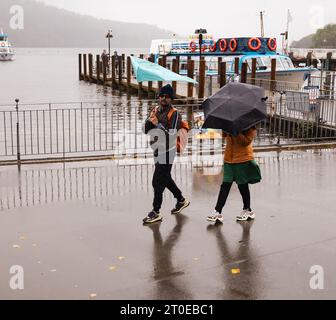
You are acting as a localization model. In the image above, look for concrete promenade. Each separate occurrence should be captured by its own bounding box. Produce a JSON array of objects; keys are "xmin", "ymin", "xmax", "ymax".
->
[{"xmin": 0, "ymin": 150, "xmax": 335, "ymax": 300}]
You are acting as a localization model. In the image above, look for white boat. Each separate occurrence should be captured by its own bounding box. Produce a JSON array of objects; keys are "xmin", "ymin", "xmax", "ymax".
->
[
  {"xmin": 150, "ymin": 33, "xmax": 319, "ymax": 88},
  {"xmin": 0, "ymin": 29, "xmax": 15, "ymax": 61}
]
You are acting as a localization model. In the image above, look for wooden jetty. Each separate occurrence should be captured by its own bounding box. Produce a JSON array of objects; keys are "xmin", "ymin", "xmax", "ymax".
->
[{"xmin": 78, "ymin": 53, "xmax": 280, "ymax": 100}]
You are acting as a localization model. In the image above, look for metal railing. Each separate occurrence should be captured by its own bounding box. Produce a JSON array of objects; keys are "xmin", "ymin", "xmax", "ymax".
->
[{"xmin": 1, "ymin": 97, "xmax": 336, "ymax": 162}]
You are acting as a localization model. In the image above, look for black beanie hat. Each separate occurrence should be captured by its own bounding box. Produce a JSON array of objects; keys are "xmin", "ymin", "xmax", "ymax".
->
[{"xmin": 158, "ymin": 84, "xmax": 175, "ymax": 99}]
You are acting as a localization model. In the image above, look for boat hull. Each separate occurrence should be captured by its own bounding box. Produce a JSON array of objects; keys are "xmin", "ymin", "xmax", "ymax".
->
[{"xmin": 0, "ymin": 53, "xmax": 14, "ymax": 61}]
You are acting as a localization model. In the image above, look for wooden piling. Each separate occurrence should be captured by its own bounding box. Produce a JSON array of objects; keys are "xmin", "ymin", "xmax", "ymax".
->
[
  {"xmin": 138, "ymin": 54, "xmax": 144, "ymax": 96},
  {"xmin": 102, "ymin": 57, "xmax": 107, "ymax": 84},
  {"xmin": 307, "ymin": 52, "xmax": 313, "ymax": 67},
  {"xmin": 234, "ymin": 57, "xmax": 240, "ymax": 77},
  {"xmin": 162, "ymin": 55, "xmax": 167, "ymax": 68},
  {"xmin": 198, "ymin": 59, "xmax": 206, "ymax": 99},
  {"xmin": 158, "ymin": 58, "xmax": 163, "ymax": 91},
  {"xmin": 88, "ymin": 54, "xmax": 93, "ymax": 82},
  {"xmin": 241, "ymin": 62, "xmax": 248, "ymax": 83},
  {"xmin": 176, "ymin": 56, "xmax": 180, "ymax": 74},
  {"xmin": 122, "ymin": 53, "xmax": 126, "ymax": 73},
  {"xmin": 217, "ymin": 57, "xmax": 222, "ymax": 84},
  {"xmin": 327, "ymin": 52, "xmax": 333, "ymax": 71},
  {"xmin": 270, "ymin": 58, "xmax": 276, "ymax": 92},
  {"xmin": 127, "ymin": 56, "xmax": 131, "ymax": 93},
  {"xmin": 96, "ymin": 55, "xmax": 101, "ymax": 83},
  {"xmin": 118, "ymin": 56, "xmax": 123, "ymax": 87},
  {"xmin": 172, "ymin": 59, "xmax": 178, "ymax": 96},
  {"xmin": 147, "ymin": 56, "xmax": 154, "ymax": 98},
  {"xmin": 251, "ymin": 58, "xmax": 257, "ymax": 85},
  {"xmin": 111, "ymin": 55, "xmax": 116, "ymax": 89},
  {"xmin": 79, "ymin": 54, "xmax": 83, "ymax": 80},
  {"xmin": 219, "ymin": 62, "xmax": 227, "ymax": 88},
  {"xmin": 187, "ymin": 59, "xmax": 195, "ymax": 123},
  {"xmin": 83, "ymin": 54, "xmax": 88, "ymax": 80}
]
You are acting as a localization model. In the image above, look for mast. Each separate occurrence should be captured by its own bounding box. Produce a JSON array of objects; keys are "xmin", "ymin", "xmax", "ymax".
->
[{"xmin": 260, "ymin": 11, "xmax": 265, "ymax": 38}]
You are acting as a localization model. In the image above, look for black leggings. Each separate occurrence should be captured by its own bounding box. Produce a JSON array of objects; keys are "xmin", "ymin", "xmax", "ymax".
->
[{"xmin": 215, "ymin": 182, "xmax": 251, "ymax": 214}]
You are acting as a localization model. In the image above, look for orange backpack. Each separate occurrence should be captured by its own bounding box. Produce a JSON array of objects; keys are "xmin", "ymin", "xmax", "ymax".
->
[{"xmin": 167, "ymin": 107, "xmax": 190, "ymax": 154}]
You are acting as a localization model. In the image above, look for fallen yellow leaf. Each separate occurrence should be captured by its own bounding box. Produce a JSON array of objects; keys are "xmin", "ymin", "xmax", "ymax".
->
[
  {"xmin": 89, "ymin": 293, "xmax": 97, "ymax": 299},
  {"xmin": 19, "ymin": 236, "xmax": 26, "ymax": 240},
  {"xmin": 109, "ymin": 266, "xmax": 117, "ymax": 271},
  {"xmin": 118, "ymin": 256, "xmax": 126, "ymax": 260},
  {"xmin": 13, "ymin": 244, "xmax": 21, "ymax": 249},
  {"xmin": 193, "ymin": 258, "xmax": 199, "ymax": 261},
  {"xmin": 231, "ymin": 268, "xmax": 241, "ymax": 275}
]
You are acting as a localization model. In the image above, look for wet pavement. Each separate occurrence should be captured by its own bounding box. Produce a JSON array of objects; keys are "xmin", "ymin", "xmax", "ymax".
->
[{"xmin": 0, "ymin": 150, "xmax": 335, "ymax": 300}]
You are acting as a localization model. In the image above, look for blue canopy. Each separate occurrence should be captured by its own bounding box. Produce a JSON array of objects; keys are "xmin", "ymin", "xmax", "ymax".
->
[{"xmin": 130, "ymin": 56, "xmax": 198, "ymax": 84}]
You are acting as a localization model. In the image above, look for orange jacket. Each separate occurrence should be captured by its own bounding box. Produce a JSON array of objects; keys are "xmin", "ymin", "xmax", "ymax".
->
[{"xmin": 224, "ymin": 128, "xmax": 256, "ymax": 164}]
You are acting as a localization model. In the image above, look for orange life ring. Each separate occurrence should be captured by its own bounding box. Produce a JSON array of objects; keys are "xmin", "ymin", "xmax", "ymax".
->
[
  {"xmin": 268, "ymin": 38, "xmax": 277, "ymax": 51},
  {"xmin": 209, "ymin": 40, "xmax": 217, "ymax": 52},
  {"xmin": 219, "ymin": 39, "xmax": 228, "ymax": 52},
  {"xmin": 248, "ymin": 37, "xmax": 262, "ymax": 51},
  {"xmin": 1, "ymin": 43, "xmax": 5, "ymax": 47},
  {"xmin": 229, "ymin": 38, "xmax": 238, "ymax": 52},
  {"xmin": 189, "ymin": 41, "xmax": 197, "ymax": 53},
  {"xmin": 201, "ymin": 44, "xmax": 207, "ymax": 52}
]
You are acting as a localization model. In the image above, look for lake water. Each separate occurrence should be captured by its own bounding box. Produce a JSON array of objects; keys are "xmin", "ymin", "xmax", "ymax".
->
[{"xmin": 0, "ymin": 48, "xmax": 146, "ymax": 106}]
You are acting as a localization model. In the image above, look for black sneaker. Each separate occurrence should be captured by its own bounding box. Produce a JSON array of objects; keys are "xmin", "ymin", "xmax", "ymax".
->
[
  {"xmin": 171, "ymin": 199, "xmax": 190, "ymax": 214},
  {"xmin": 143, "ymin": 211, "xmax": 163, "ymax": 224}
]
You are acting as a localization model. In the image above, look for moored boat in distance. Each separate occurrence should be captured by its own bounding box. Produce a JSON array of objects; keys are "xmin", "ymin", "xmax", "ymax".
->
[
  {"xmin": 150, "ymin": 32, "xmax": 319, "ymax": 88},
  {"xmin": 0, "ymin": 29, "xmax": 15, "ymax": 61}
]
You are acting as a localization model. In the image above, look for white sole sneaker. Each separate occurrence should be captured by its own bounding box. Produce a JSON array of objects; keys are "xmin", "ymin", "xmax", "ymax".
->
[
  {"xmin": 171, "ymin": 200, "xmax": 190, "ymax": 214},
  {"xmin": 236, "ymin": 212, "xmax": 255, "ymax": 221},
  {"xmin": 207, "ymin": 215, "xmax": 224, "ymax": 223}
]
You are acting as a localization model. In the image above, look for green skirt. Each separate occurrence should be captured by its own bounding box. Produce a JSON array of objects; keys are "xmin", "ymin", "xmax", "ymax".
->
[{"xmin": 223, "ymin": 160, "xmax": 262, "ymax": 185}]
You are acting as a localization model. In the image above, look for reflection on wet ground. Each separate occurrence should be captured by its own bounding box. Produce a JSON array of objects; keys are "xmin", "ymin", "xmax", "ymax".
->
[{"xmin": 0, "ymin": 150, "xmax": 336, "ymax": 299}]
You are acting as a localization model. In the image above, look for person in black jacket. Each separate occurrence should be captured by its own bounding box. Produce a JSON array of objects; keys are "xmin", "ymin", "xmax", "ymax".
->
[{"xmin": 143, "ymin": 84, "xmax": 190, "ymax": 224}]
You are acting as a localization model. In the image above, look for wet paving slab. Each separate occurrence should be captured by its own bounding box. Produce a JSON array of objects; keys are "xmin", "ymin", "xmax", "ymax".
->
[{"xmin": 0, "ymin": 150, "xmax": 335, "ymax": 300}]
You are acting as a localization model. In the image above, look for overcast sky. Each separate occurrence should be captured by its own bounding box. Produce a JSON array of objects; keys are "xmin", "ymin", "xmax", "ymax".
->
[{"xmin": 35, "ymin": 0, "xmax": 335, "ymax": 42}]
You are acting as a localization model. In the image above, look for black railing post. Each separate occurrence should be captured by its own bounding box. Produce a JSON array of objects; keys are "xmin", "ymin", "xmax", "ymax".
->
[{"xmin": 15, "ymin": 99, "xmax": 21, "ymax": 168}]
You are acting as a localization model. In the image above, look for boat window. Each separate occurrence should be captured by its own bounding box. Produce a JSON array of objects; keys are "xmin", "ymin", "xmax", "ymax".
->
[
  {"xmin": 244, "ymin": 57, "xmax": 264, "ymax": 71},
  {"xmin": 281, "ymin": 57, "xmax": 294, "ymax": 69},
  {"xmin": 0, "ymin": 36, "xmax": 7, "ymax": 41},
  {"xmin": 276, "ymin": 58, "xmax": 285, "ymax": 71}
]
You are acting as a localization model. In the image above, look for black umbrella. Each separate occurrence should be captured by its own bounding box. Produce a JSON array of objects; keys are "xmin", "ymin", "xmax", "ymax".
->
[{"xmin": 202, "ymin": 82, "xmax": 267, "ymax": 135}]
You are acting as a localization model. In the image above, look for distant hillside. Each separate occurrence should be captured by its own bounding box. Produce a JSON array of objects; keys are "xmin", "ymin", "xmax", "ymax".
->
[
  {"xmin": 292, "ymin": 24, "xmax": 336, "ymax": 48},
  {"xmin": 0, "ymin": 0, "xmax": 175, "ymax": 48},
  {"xmin": 291, "ymin": 34, "xmax": 314, "ymax": 48}
]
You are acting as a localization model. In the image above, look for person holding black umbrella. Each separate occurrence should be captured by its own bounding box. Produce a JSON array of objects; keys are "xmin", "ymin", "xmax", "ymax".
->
[
  {"xmin": 207, "ymin": 127, "xmax": 261, "ymax": 223},
  {"xmin": 201, "ymin": 82, "xmax": 266, "ymax": 223}
]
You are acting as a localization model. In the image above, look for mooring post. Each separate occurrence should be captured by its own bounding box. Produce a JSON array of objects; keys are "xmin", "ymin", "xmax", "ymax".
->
[
  {"xmin": 122, "ymin": 53, "xmax": 126, "ymax": 73},
  {"xmin": 15, "ymin": 99, "xmax": 21, "ymax": 168},
  {"xmin": 219, "ymin": 62, "xmax": 227, "ymax": 88},
  {"xmin": 251, "ymin": 58, "xmax": 257, "ymax": 85},
  {"xmin": 88, "ymin": 54, "xmax": 93, "ymax": 82},
  {"xmin": 102, "ymin": 56, "xmax": 107, "ymax": 84},
  {"xmin": 158, "ymin": 57, "xmax": 163, "ymax": 92},
  {"xmin": 217, "ymin": 57, "xmax": 222, "ymax": 84},
  {"xmin": 172, "ymin": 58, "xmax": 178, "ymax": 96},
  {"xmin": 79, "ymin": 54, "xmax": 83, "ymax": 80},
  {"xmin": 234, "ymin": 57, "xmax": 240, "ymax": 79},
  {"xmin": 127, "ymin": 56, "xmax": 131, "ymax": 93},
  {"xmin": 198, "ymin": 58, "xmax": 206, "ymax": 99},
  {"xmin": 147, "ymin": 56, "xmax": 154, "ymax": 99},
  {"xmin": 96, "ymin": 55, "xmax": 101, "ymax": 84},
  {"xmin": 83, "ymin": 54, "xmax": 88, "ymax": 81},
  {"xmin": 111, "ymin": 55, "xmax": 116, "ymax": 88},
  {"xmin": 138, "ymin": 54, "xmax": 144, "ymax": 96},
  {"xmin": 162, "ymin": 55, "xmax": 167, "ymax": 68},
  {"xmin": 241, "ymin": 62, "xmax": 248, "ymax": 83},
  {"xmin": 270, "ymin": 58, "xmax": 276, "ymax": 92},
  {"xmin": 118, "ymin": 56, "xmax": 123, "ymax": 87},
  {"xmin": 187, "ymin": 59, "xmax": 195, "ymax": 123}
]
